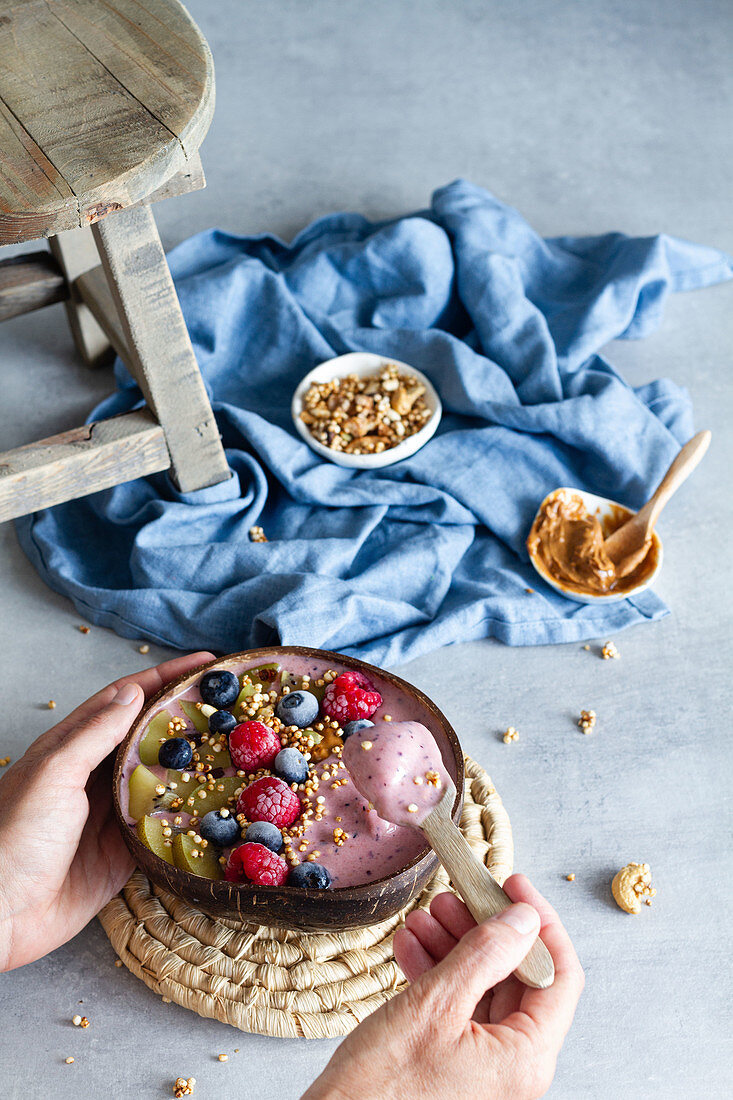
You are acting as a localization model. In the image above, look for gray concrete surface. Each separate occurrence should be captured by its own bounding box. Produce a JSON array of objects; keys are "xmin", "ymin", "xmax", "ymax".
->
[{"xmin": 1, "ymin": 1, "xmax": 732, "ymax": 1097}]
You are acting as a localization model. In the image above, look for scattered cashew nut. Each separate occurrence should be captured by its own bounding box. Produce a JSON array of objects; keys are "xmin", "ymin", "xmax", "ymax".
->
[{"xmin": 611, "ymin": 862, "xmax": 656, "ymax": 913}]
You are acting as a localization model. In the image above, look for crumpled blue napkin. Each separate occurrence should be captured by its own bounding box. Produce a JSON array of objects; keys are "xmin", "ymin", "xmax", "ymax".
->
[{"xmin": 16, "ymin": 181, "xmax": 732, "ymax": 665}]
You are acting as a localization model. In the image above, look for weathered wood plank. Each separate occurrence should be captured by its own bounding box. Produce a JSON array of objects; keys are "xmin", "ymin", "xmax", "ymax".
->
[
  {"xmin": 0, "ymin": 409, "xmax": 170, "ymax": 523},
  {"xmin": 75, "ymin": 265, "xmax": 131, "ymax": 366},
  {"xmin": 0, "ymin": 250, "xmax": 67, "ymax": 321},
  {"xmin": 49, "ymin": 229, "xmax": 113, "ymax": 368},
  {"xmin": 0, "ymin": 0, "xmax": 213, "ymax": 243},
  {"xmin": 46, "ymin": 0, "xmax": 214, "ymax": 156},
  {"xmin": 92, "ymin": 205, "xmax": 230, "ymax": 493}
]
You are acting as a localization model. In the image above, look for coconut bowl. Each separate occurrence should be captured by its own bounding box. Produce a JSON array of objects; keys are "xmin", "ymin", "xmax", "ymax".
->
[{"xmin": 113, "ymin": 647, "xmax": 463, "ymax": 932}]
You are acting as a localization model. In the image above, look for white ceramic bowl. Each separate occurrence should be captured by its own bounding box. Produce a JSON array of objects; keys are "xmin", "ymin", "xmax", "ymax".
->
[
  {"xmin": 291, "ymin": 352, "xmax": 442, "ymax": 469},
  {"xmin": 527, "ymin": 487, "xmax": 664, "ymax": 604}
]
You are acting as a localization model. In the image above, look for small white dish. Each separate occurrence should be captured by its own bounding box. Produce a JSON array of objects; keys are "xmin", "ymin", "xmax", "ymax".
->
[
  {"xmin": 291, "ymin": 352, "xmax": 442, "ymax": 469},
  {"xmin": 527, "ymin": 487, "xmax": 664, "ymax": 604}
]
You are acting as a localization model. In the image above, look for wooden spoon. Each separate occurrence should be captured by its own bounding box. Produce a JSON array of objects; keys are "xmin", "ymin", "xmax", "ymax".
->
[
  {"xmin": 418, "ymin": 778, "xmax": 555, "ymax": 989},
  {"xmin": 603, "ymin": 430, "xmax": 712, "ymax": 578}
]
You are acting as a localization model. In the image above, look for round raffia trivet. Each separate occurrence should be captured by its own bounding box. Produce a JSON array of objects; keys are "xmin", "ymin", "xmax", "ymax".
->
[{"xmin": 98, "ymin": 756, "xmax": 512, "ymax": 1039}]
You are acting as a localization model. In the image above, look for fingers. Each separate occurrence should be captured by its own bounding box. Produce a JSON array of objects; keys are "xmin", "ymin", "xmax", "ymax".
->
[
  {"xmin": 393, "ymin": 927, "xmax": 436, "ymax": 983},
  {"xmin": 32, "ymin": 652, "xmax": 215, "ymax": 755},
  {"xmin": 415, "ymin": 903, "xmax": 541, "ymax": 1027},
  {"xmin": 47, "ymin": 682, "xmax": 145, "ymax": 783},
  {"xmin": 404, "ymin": 907, "xmax": 459, "ymax": 961},
  {"xmin": 429, "ymin": 891, "xmax": 477, "ymax": 940},
  {"xmin": 503, "ymin": 875, "xmax": 585, "ymax": 1047}
]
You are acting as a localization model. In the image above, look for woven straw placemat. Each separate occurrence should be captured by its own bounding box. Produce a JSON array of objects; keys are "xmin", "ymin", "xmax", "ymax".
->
[{"xmin": 98, "ymin": 756, "xmax": 512, "ymax": 1039}]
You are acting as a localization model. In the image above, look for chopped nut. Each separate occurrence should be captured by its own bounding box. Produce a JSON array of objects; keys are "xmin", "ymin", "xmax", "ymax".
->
[
  {"xmin": 300, "ymin": 362, "xmax": 432, "ymax": 455},
  {"xmin": 578, "ymin": 710, "xmax": 596, "ymax": 733}
]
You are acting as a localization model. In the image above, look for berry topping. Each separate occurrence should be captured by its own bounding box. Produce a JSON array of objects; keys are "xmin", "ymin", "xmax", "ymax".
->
[
  {"xmin": 238, "ymin": 776, "xmax": 301, "ymax": 828},
  {"xmin": 158, "ymin": 737, "xmax": 193, "ymax": 770},
  {"xmin": 208, "ymin": 709, "xmax": 237, "ymax": 737},
  {"xmin": 322, "ymin": 671, "xmax": 382, "ymax": 725},
  {"xmin": 225, "ymin": 842, "xmax": 289, "ymax": 886},
  {"xmin": 199, "ymin": 669, "xmax": 239, "ymax": 708},
  {"xmin": 273, "ymin": 746, "xmax": 309, "ymax": 785},
  {"xmin": 275, "ymin": 690, "xmax": 319, "ymax": 729},
  {"xmin": 341, "ymin": 718, "xmax": 375, "ymax": 741},
  {"xmin": 229, "ymin": 721, "xmax": 281, "ymax": 771},
  {"xmin": 200, "ymin": 809, "xmax": 241, "ymax": 847},
  {"xmin": 288, "ymin": 862, "xmax": 332, "ymax": 889},
  {"xmin": 245, "ymin": 821, "xmax": 283, "ymax": 852}
]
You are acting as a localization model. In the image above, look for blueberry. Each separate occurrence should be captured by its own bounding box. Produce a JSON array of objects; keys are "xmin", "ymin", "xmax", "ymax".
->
[
  {"xmin": 200, "ymin": 810, "xmax": 241, "ymax": 847},
  {"xmin": 245, "ymin": 821, "xmax": 283, "ymax": 852},
  {"xmin": 288, "ymin": 862, "xmax": 332, "ymax": 889},
  {"xmin": 275, "ymin": 690, "xmax": 319, "ymax": 729},
  {"xmin": 208, "ymin": 709, "xmax": 237, "ymax": 737},
  {"xmin": 273, "ymin": 747, "xmax": 308, "ymax": 785},
  {"xmin": 158, "ymin": 737, "xmax": 193, "ymax": 769},
  {"xmin": 341, "ymin": 719, "xmax": 374, "ymax": 741},
  {"xmin": 199, "ymin": 669, "xmax": 239, "ymax": 708}
]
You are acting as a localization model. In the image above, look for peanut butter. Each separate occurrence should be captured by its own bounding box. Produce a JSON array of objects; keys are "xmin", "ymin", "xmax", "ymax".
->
[{"xmin": 526, "ymin": 490, "xmax": 658, "ymax": 596}]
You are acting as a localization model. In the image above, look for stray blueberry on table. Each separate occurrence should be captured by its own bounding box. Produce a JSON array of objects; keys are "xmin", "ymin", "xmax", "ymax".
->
[
  {"xmin": 273, "ymin": 747, "xmax": 308, "ymax": 785},
  {"xmin": 341, "ymin": 719, "xmax": 374, "ymax": 741},
  {"xmin": 244, "ymin": 821, "xmax": 283, "ymax": 852},
  {"xmin": 208, "ymin": 709, "xmax": 237, "ymax": 736},
  {"xmin": 200, "ymin": 809, "xmax": 241, "ymax": 847},
  {"xmin": 199, "ymin": 669, "xmax": 239, "ymax": 708},
  {"xmin": 275, "ymin": 690, "xmax": 319, "ymax": 729},
  {"xmin": 158, "ymin": 737, "xmax": 193, "ymax": 769},
  {"xmin": 289, "ymin": 862, "xmax": 332, "ymax": 889}
]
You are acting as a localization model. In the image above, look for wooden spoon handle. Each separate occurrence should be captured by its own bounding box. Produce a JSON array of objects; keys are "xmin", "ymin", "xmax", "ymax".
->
[
  {"xmin": 421, "ymin": 814, "xmax": 554, "ymax": 989},
  {"xmin": 635, "ymin": 429, "xmax": 712, "ymax": 538}
]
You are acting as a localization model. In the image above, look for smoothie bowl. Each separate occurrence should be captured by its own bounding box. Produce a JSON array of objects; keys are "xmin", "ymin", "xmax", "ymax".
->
[{"xmin": 113, "ymin": 647, "xmax": 463, "ymax": 932}]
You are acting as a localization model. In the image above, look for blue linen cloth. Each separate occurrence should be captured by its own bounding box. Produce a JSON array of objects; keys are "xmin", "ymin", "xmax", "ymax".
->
[{"xmin": 16, "ymin": 182, "xmax": 732, "ymax": 666}]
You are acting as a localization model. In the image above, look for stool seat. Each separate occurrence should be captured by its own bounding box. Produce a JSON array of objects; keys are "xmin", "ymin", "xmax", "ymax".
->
[{"xmin": 0, "ymin": 0, "xmax": 214, "ymax": 244}]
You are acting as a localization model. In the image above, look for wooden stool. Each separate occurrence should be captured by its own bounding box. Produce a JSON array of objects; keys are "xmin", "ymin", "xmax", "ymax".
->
[{"xmin": 0, "ymin": 0, "xmax": 231, "ymax": 523}]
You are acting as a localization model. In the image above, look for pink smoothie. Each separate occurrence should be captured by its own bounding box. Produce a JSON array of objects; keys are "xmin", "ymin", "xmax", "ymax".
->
[
  {"xmin": 119, "ymin": 653, "xmax": 453, "ymax": 887},
  {"xmin": 342, "ymin": 721, "xmax": 451, "ymax": 825}
]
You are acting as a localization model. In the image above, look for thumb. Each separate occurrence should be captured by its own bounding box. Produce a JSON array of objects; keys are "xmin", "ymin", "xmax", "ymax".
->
[
  {"xmin": 52, "ymin": 682, "xmax": 144, "ymax": 783},
  {"xmin": 416, "ymin": 903, "xmax": 541, "ymax": 1025}
]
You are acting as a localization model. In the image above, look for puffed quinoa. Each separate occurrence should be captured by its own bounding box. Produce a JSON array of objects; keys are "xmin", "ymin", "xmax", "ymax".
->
[
  {"xmin": 503, "ymin": 726, "xmax": 519, "ymax": 744},
  {"xmin": 602, "ymin": 640, "xmax": 620, "ymax": 660},
  {"xmin": 249, "ymin": 525, "xmax": 268, "ymax": 543},
  {"xmin": 299, "ymin": 362, "xmax": 432, "ymax": 454}
]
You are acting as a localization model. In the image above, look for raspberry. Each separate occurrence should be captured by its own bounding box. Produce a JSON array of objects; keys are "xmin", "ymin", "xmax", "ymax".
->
[
  {"xmin": 322, "ymin": 671, "xmax": 382, "ymax": 725},
  {"xmin": 229, "ymin": 721, "xmax": 281, "ymax": 771},
  {"xmin": 225, "ymin": 842, "xmax": 289, "ymax": 886},
  {"xmin": 237, "ymin": 776, "xmax": 301, "ymax": 828}
]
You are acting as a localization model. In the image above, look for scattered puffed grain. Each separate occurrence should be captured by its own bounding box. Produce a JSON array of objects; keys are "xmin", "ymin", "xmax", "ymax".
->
[
  {"xmin": 566, "ymin": 873, "xmax": 576, "ymax": 882},
  {"xmin": 65, "ymin": 1057, "xmax": 74, "ymax": 1064},
  {"xmin": 218, "ymin": 1053, "xmax": 229, "ymax": 1062},
  {"xmin": 48, "ymin": 700, "xmax": 56, "ymax": 709},
  {"xmin": 72, "ymin": 1015, "xmax": 82, "ymax": 1026},
  {"xmin": 139, "ymin": 644, "xmax": 150, "ymax": 654},
  {"xmin": 503, "ymin": 726, "xmax": 519, "ymax": 744}
]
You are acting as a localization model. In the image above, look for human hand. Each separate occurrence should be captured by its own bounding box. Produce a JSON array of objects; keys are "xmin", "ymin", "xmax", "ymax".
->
[
  {"xmin": 0, "ymin": 651, "xmax": 213, "ymax": 972},
  {"xmin": 303, "ymin": 875, "xmax": 583, "ymax": 1100}
]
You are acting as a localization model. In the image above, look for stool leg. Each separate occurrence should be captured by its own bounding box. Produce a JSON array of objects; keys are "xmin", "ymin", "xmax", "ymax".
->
[
  {"xmin": 92, "ymin": 205, "xmax": 230, "ymax": 493},
  {"xmin": 49, "ymin": 228, "xmax": 113, "ymax": 368}
]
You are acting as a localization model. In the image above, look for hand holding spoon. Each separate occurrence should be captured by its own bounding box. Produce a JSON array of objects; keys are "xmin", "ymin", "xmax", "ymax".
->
[
  {"xmin": 343, "ymin": 721, "xmax": 555, "ymax": 990},
  {"xmin": 603, "ymin": 429, "xmax": 711, "ymax": 577}
]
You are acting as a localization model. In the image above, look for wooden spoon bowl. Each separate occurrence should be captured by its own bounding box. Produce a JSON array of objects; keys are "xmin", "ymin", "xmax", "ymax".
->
[{"xmin": 113, "ymin": 647, "xmax": 464, "ymax": 932}]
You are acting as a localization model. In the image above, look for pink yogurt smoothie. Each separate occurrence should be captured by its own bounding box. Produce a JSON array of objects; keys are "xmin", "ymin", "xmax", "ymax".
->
[
  {"xmin": 119, "ymin": 653, "xmax": 452, "ymax": 887},
  {"xmin": 342, "ymin": 721, "xmax": 451, "ymax": 826}
]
